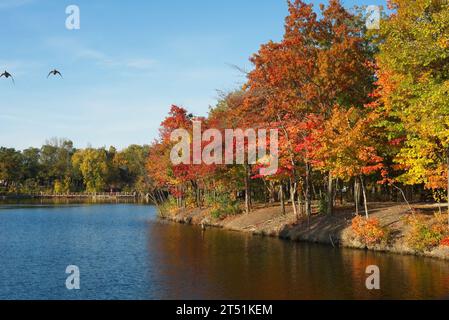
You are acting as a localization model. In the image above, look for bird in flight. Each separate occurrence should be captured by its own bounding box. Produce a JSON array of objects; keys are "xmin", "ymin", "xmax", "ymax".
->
[
  {"xmin": 0, "ymin": 70, "xmax": 15, "ymax": 84},
  {"xmin": 47, "ymin": 69, "xmax": 63, "ymax": 79}
]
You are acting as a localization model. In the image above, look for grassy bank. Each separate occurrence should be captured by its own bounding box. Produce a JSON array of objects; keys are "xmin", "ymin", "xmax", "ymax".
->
[{"xmin": 160, "ymin": 202, "xmax": 449, "ymax": 261}]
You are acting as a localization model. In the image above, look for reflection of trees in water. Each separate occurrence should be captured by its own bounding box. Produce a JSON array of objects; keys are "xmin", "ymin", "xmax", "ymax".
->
[
  {"xmin": 146, "ymin": 222, "xmax": 449, "ymax": 299},
  {"xmin": 342, "ymin": 249, "xmax": 449, "ymax": 299}
]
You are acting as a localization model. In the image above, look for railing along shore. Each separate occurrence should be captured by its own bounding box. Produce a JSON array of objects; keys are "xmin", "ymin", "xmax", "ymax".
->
[{"xmin": 1, "ymin": 192, "xmax": 139, "ymax": 200}]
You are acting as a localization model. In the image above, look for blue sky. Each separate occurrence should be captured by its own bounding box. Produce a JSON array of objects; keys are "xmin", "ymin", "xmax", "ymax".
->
[{"xmin": 0, "ymin": 0, "xmax": 387, "ymax": 150}]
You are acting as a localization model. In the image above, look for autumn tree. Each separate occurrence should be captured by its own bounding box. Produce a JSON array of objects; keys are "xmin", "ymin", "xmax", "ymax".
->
[
  {"xmin": 112, "ymin": 145, "xmax": 150, "ymax": 192},
  {"xmin": 209, "ymin": 91, "xmax": 256, "ymax": 214},
  {"xmin": 72, "ymin": 148, "xmax": 109, "ymax": 193},
  {"xmin": 149, "ymin": 105, "xmax": 207, "ymax": 208},
  {"xmin": 244, "ymin": 0, "xmax": 375, "ymax": 216},
  {"xmin": 376, "ymin": 0, "xmax": 449, "ymax": 219},
  {"xmin": 312, "ymin": 106, "xmax": 383, "ymax": 217}
]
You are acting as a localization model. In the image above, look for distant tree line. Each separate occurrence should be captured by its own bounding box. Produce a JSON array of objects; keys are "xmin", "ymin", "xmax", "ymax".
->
[{"xmin": 0, "ymin": 138, "xmax": 151, "ymax": 194}]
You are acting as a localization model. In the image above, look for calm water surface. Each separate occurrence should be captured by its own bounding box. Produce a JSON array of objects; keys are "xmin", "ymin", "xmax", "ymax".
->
[{"xmin": 0, "ymin": 202, "xmax": 448, "ymax": 300}]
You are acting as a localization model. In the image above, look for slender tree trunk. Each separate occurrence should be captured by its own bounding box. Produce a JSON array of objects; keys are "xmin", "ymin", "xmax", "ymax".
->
[
  {"xmin": 157, "ymin": 190, "xmax": 164, "ymax": 205},
  {"xmin": 181, "ymin": 186, "xmax": 186, "ymax": 209},
  {"xmin": 262, "ymin": 181, "xmax": 268, "ymax": 204},
  {"xmin": 305, "ymin": 162, "xmax": 312, "ymax": 216},
  {"xmin": 280, "ymin": 184, "xmax": 286, "ymax": 215},
  {"xmin": 391, "ymin": 184, "xmax": 413, "ymax": 212},
  {"xmin": 333, "ymin": 178, "xmax": 338, "ymax": 206},
  {"xmin": 312, "ymin": 184, "xmax": 317, "ymax": 200},
  {"xmin": 270, "ymin": 182, "xmax": 276, "ymax": 203},
  {"xmin": 339, "ymin": 180, "xmax": 344, "ymax": 205},
  {"xmin": 360, "ymin": 176, "xmax": 369, "ymax": 219},
  {"xmin": 245, "ymin": 165, "xmax": 251, "ymax": 214},
  {"xmin": 327, "ymin": 172, "xmax": 333, "ymax": 215},
  {"xmin": 297, "ymin": 189, "xmax": 304, "ymax": 218},
  {"xmin": 290, "ymin": 178, "xmax": 298, "ymax": 218},
  {"xmin": 195, "ymin": 182, "xmax": 201, "ymax": 208},
  {"xmin": 354, "ymin": 178, "xmax": 360, "ymax": 216}
]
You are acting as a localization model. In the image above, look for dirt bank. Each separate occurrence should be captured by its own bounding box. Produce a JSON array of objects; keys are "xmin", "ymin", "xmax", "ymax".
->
[{"xmin": 162, "ymin": 202, "xmax": 449, "ymax": 261}]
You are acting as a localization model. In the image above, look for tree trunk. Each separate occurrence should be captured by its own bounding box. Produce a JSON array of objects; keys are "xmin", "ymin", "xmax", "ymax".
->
[
  {"xmin": 245, "ymin": 165, "xmax": 251, "ymax": 215},
  {"xmin": 297, "ymin": 189, "xmax": 304, "ymax": 218},
  {"xmin": 268, "ymin": 181, "xmax": 276, "ymax": 203},
  {"xmin": 312, "ymin": 183, "xmax": 317, "ymax": 200},
  {"xmin": 181, "ymin": 186, "xmax": 186, "ymax": 209},
  {"xmin": 195, "ymin": 182, "xmax": 201, "ymax": 208},
  {"xmin": 290, "ymin": 179, "xmax": 298, "ymax": 219},
  {"xmin": 327, "ymin": 172, "xmax": 333, "ymax": 215},
  {"xmin": 270, "ymin": 186, "xmax": 276, "ymax": 203},
  {"xmin": 339, "ymin": 179, "xmax": 344, "ymax": 205},
  {"xmin": 354, "ymin": 178, "xmax": 360, "ymax": 216},
  {"xmin": 360, "ymin": 176, "xmax": 369, "ymax": 219},
  {"xmin": 280, "ymin": 184, "xmax": 286, "ymax": 215},
  {"xmin": 305, "ymin": 162, "xmax": 312, "ymax": 216}
]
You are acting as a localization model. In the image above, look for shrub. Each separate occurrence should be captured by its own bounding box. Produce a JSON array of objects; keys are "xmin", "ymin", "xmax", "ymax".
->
[
  {"xmin": 53, "ymin": 180, "xmax": 63, "ymax": 194},
  {"xmin": 184, "ymin": 193, "xmax": 198, "ymax": 209},
  {"xmin": 351, "ymin": 215, "xmax": 388, "ymax": 246},
  {"xmin": 319, "ymin": 196, "xmax": 327, "ymax": 215},
  {"xmin": 207, "ymin": 193, "xmax": 241, "ymax": 219},
  {"xmin": 441, "ymin": 236, "xmax": 449, "ymax": 247},
  {"xmin": 158, "ymin": 197, "xmax": 179, "ymax": 217},
  {"xmin": 404, "ymin": 215, "xmax": 448, "ymax": 252}
]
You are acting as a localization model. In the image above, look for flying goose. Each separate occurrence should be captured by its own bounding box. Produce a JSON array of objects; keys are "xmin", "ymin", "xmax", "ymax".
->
[
  {"xmin": 0, "ymin": 70, "xmax": 14, "ymax": 84},
  {"xmin": 47, "ymin": 69, "xmax": 63, "ymax": 79}
]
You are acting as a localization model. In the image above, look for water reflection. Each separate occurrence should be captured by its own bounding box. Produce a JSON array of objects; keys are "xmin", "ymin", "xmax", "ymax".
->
[{"xmin": 148, "ymin": 221, "xmax": 449, "ymax": 300}]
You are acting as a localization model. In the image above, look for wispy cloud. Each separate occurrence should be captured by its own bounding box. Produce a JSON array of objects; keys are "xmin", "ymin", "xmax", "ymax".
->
[
  {"xmin": 0, "ymin": 0, "xmax": 35, "ymax": 10},
  {"xmin": 76, "ymin": 48, "xmax": 109, "ymax": 61},
  {"xmin": 46, "ymin": 37, "xmax": 158, "ymax": 71},
  {"xmin": 125, "ymin": 58, "xmax": 157, "ymax": 70},
  {"xmin": 79, "ymin": 52, "xmax": 157, "ymax": 70}
]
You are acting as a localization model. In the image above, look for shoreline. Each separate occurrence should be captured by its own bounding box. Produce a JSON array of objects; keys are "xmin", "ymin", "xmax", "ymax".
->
[{"xmin": 161, "ymin": 202, "xmax": 449, "ymax": 261}]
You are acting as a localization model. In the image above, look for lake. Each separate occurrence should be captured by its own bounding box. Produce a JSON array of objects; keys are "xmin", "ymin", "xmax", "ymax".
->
[{"xmin": 0, "ymin": 202, "xmax": 448, "ymax": 300}]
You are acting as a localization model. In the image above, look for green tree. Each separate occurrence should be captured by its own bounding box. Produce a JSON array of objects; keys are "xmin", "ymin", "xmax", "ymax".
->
[
  {"xmin": 113, "ymin": 145, "xmax": 150, "ymax": 191},
  {"xmin": 39, "ymin": 138, "xmax": 75, "ymax": 191},
  {"xmin": 21, "ymin": 147, "xmax": 42, "ymax": 193},
  {"xmin": 72, "ymin": 148, "xmax": 109, "ymax": 193},
  {"xmin": 0, "ymin": 147, "xmax": 23, "ymax": 191}
]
